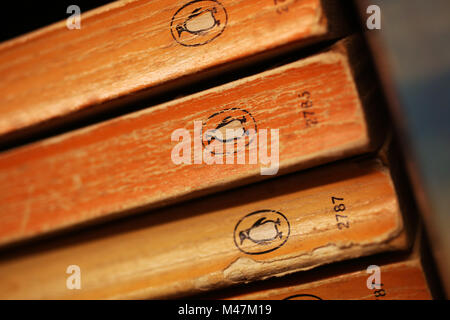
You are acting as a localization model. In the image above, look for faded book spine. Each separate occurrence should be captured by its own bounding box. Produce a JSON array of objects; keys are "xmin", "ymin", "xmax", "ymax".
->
[{"xmin": 0, "ymin": 159, "xmax": 407, "ymax": 299}]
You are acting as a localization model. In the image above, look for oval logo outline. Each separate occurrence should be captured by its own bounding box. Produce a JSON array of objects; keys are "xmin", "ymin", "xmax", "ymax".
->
[
  {"xmin": 170, "ymin": 0, "xmax": 228, "ymax": 47},
  {"xmin": 202, "ymin": 107, "xmax": 257, "ymax": 155},
  {"xmin": 233, "ymin": 209, "xmax": 290, "ymax": 255},
  {"xmin": 284, "ymin": 294, "xmax": 323, "ymax": 300}
]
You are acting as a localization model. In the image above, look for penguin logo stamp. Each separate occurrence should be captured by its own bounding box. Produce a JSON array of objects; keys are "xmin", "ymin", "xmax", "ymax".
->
[
  {"xmin": 170, "ymin": 0, "xmax": 228, "ymax": 47},
  {"xmin": 233, "ymin": 210, "xmax": 290, "ymax": 255},
  {"xmin": 202, "ymin": 108, "xmax": 257, "ymax": 155}
]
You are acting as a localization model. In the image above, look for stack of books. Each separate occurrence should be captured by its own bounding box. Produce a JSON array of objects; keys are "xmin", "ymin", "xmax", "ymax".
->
[{"xmin": 0, "ymin": 0, "xmax": 439, "ymax": 299}]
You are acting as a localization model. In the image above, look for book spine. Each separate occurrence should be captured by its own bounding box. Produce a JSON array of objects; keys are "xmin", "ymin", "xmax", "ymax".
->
[
  {"xmin": 217, "ymin": 229, "xmax": 430, "ymax": 300},
  {"xmin": 222, "ymin": 257, "xmax": 431, "ymax": 300},
  {"xmin": 0, "ymin": 159, "xmax": 407, "ymax": 299},
  {"xmin": 0, "ymin": 0, "xmax": 347, "ymax": 140},
  {"xmin": 0, "ymin": 36, "xmax": 383, "ymax": 247}
]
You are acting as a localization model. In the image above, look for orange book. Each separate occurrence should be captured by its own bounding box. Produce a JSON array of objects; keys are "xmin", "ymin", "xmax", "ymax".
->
[
  {"xmin": 0, "ymin": 37, "xmax": 384, "ymax": 247},
  {"xmin": 0, "ymin": 0, "xmax": 349, "ymax": 143},
  {"xmin": 0, "ymin": 159, "xmax": 407, "ymax": 299},
  {"xmin": 211, "ymin": 232, "xmax": 431, "ymax": 300}
]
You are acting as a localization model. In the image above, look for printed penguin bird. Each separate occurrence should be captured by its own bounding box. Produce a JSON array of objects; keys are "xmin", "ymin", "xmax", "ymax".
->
[
  {"xmin": 176, "ymin": 6, "xmax": 221, "ymax": 37},
  {"xmin": 239, "ymin": 217, "xmax": 283, "ymax": 245},
  {"xmin": 205, "ymin": 115, "xmax": 248, "ymax": 145}
]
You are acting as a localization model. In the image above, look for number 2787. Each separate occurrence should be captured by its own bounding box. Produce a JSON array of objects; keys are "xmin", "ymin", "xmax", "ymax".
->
[{"xmin": 331, "ymin": 196, "xmax": 349, "ymax": 229}]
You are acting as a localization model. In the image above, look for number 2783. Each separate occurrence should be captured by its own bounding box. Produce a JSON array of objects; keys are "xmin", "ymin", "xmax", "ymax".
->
[{"xmin": 331, "ymin": 196, "xmax": 349, "ymax": 229}]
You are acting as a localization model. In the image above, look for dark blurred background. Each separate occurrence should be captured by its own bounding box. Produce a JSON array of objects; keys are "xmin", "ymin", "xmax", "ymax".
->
[{"xmin": 0, "ymin": 1, "xmax": 114, "ymax": 42}]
